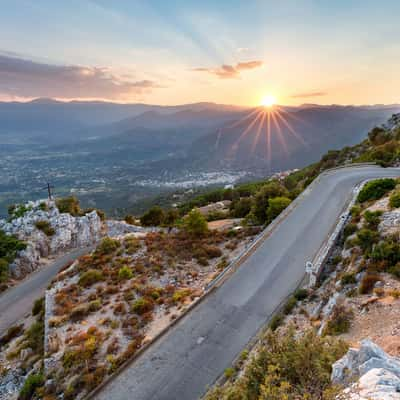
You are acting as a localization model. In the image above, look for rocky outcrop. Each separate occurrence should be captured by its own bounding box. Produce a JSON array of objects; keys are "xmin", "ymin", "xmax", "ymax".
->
[
  {"xmin": 0, "ymin": 199, "xmax": 103, "ymax": 278},
  {"xmin": 106, "ymin": 220, "xmax": 161, "ymax": 237},
  {"xmin": 332, "ymin": 340, "xmax": 400, "ymax": 399}
]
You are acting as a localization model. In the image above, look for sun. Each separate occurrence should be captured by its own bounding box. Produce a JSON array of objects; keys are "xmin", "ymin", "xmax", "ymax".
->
[{"xmin": 261, "ymin": 94, "xmax": 276, "ymax": 108}]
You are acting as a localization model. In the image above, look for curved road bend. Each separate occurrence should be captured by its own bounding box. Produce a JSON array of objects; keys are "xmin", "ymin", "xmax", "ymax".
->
[
  {"xmin": 94, "ymin": 166, "xmax": 400, "ymax": 400},
  {"xmin": 0, "ymin": 247, "xmax": 92, "ymax": 335}
]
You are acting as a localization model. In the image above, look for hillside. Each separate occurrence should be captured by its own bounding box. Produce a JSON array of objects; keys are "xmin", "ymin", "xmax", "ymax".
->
[{"xmin": 1, "ymin": 113, "xmax": 400, "ymax": 399}]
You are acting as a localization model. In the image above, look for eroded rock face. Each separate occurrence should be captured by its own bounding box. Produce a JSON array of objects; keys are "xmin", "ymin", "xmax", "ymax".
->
[
  {"xmin": 0, "ymin": 199, "xmax": 103, "ymax": 279},
  {"xmin": 332, "ymin": 340, "xmax": 400, "ymax": 399}
]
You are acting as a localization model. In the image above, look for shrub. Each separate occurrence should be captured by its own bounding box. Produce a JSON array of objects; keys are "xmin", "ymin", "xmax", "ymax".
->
[
  {"xmin": 18, "ymin": 372, "xmax": 44, "ymax": 400},
  {"xmin": 231, "ymin": 198, "xmax": 252, "ymax": 218},
  {"xmin": 343, "ymin": 222, "xmax": 358, "ymax": 239},
  {"xmin": 357, "ymin": 178, "xmax": 396, "ymax": 203},
  {"xmin": 205, "ymin": 328, "xmax": 347, "ymax": 400},
  {"xmin": 183, "ymin": 209, "xmax": 208, "ymax": 236},
  {"xmin": 56, "ymin": 196, "xmax": 81, "ymax": 215},
  {"xmin": 350, "ymin": 205, "xmax": 362, "ymax": 219},
  {"xmin": 172, "ymin": 288, "xmax": 191, "ymax": 303},
  {"xmin": 124, "ymin": 215, "xmax": 136, "ymax": 225},
  {"xmin": 363, "ymin": 210, "xmax": 382, "ymax": 230},
  {"xmin": 140, "ymin": 206, "xmax": 165, "ymax": 226},
  {"xmin": 224, "ymin": 367, "xmax": 235, "ymax": 379},
  {"xmin": 269, "ymin": 313, "xmax": 284, "ymax": 331},
  {"xmin": 356, "ymin": 228, "xmax": 379, "ymax": 252},
  {"xmin": 203, "ymin": 245, "xmax": 222, "ymax": 259},
  {"xmin": 34, "ymin": 220, "xmax": 55, "ymax": 236},
  {"xmin": 88, "ymin": 300, "xmax": 101, "ymax": 312},
  {"xmin": 341, "ymin": 273, "xmax": 357, "ymax": 285},
  {"xmin": 266, "ymin": 196, "xmax": 291, "ymax": 223},
  {"xmin": 388, "ymin": 263, "xmax": 400, "ymax": 279},
  {"xmin": 323, "ymin": 305, "xmax": 353, "ymax": 336},
  {"xmin": 118, "ymin": 266, "xmax": 133, "ymax": 280},
  {"xmin": 283, "ymin": 296, "xmax": 297, "ymax": 315},
  {"xmin": 0, "ymin": 230, "xmax": 26, "ymax": 282},
  {"xmin": 293, "ymin": 288, "xmax": 308, "ymax": 301},
  {"xmin": 389, "ymin": 192, "xmax": 400, "ymax": 208},
  {"xmin": 131, "ymin": 297, "xmax": 154, "ymax": 315},
  {"xmin": 79, "ymin": 269, "xmax": 104, "ymax": 287},
  {"xmin": 359, "ymin": 274, "xmax": 380, "ymax": 294},
  {"xmin": 25, "ymin": 320, "xmax": 44, "ymax": 353},
  {"xmin": 32, "ymin": 297, "xmax": 45, "ymax": 316},
  {"xmin": 95, "ymin": 237, "xmax": 120, "ymax": 256}
]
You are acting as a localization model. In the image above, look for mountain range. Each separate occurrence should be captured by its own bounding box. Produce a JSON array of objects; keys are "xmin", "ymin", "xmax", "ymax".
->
[{"xmin": 1, "ymin": 98, "xmax": 399, "ymax": 214}]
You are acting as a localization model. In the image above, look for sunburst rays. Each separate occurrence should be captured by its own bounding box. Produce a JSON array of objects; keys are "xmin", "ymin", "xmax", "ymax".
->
[{"xmin": 214, "ymin": 105, "xmax": 308, "ymax": 172}]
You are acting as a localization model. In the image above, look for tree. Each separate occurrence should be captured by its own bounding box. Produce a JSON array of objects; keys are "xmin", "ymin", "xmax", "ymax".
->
[
  {"xmin": 184, "ymin": 209, "xmax": 208, "ymax": 236},
  {"xmin": 266, "ymin": 197, "xmax": 291, "ymax": 223},
  {"xmin": 368, "ymin": 126, "xmax": 391, "ymax": 145},
  {"xmin": 231, "ymin": 197, "xmax": 252, "ymax": 218},
  {"xmin": 252, "ymin": 181, "xmax": 289, "ymax": 224},
  {"xmin": 163, "ymin": 208, "xmax": 180, "ymax": 227},
  {"xmin": 140, "ymin": 206, "xmax": 165, "ymax": 226}
]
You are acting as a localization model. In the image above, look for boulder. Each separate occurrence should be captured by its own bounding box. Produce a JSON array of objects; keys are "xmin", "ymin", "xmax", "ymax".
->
[{"xmin": 332, "ymin": 340, "xmax": 400, "ymax": 399}]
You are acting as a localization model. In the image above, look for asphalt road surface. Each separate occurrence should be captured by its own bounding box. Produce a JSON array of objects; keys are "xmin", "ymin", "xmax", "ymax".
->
[
  {"xmin": 0, "ymin": 246, "xmax": 92, "ymax": 335},
  {"xmin": 93, "ymin": 166, "xmax": 400, "ymax": 400}
]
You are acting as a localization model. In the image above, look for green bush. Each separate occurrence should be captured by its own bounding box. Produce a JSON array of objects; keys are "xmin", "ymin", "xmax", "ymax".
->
[
  {"xmin": 283, "ymin": 296, "xmax": 297, "ymax": 315},
  {"xmin": 266, "ymin": 196, "xmax": 291, "ymax": 223},
  {"xmin": 363, "ymin": 210, "xmax": 382, "ymax": 230},
  {"xmin": 183, "ymin": 209, "xmax": 208, "ymax": 236},
  {"xmin": 131, "ymin": 297, "xmax": 154, "ymax": 315},
  {"xmin": 0, "ymin": 230, "xmax": 26, "ymax": 282},
  {"xmin": 79, "ymin": 269, "xmax": 104, "ymax": 287},
  {"xmin": 341, "ymin": 273, "xmax": 357, "ymax": 285},
  {"xmin": 371, "ymin": 239, "xmax": 400, "ymax": 267},
  {"xmin": 269, "ymin": 313, "xmax": 284, "ymax": 331},
  {"xmin": 231, "ymin": 197, "xmax": 252, "ymax": 218},
  {"xmin": 205, "ymin": 328, "xmax": 347, "ymax": 400},
  {"xmin": 389, "ymin": 192, "xmax": 400, "ymax": 208},
  {"xmin": 356, "ymin": 228, "xmax": 379, "ymax": 252},
  {"xmin": 25, "ymin": 320, "xmax": 44, "ymax": 353},
  {"xmin": 34, "ymin": 220, "xmax": 55, "ymax": 236},
  {"xmin": 56, "ymin": 196, "xmax": 81, "ymax": 215},
  {"xmin": 343, "ymin": 222, "xmax": 358, "ymax": 239},
  {"xmin": 140, "ymin": 206, "xmax": 165, "ymax": 226},
  {"xmin": 32, "ymin": 297, "xmax": 45, "ymax": 316},
  {"xmin": 118, "ymin": 266, "xmax": 133, "ymax": 281},
  {"xmin": 95, "ymin": 237, "xmax": 120, "ymax": 255},
  {"xmin": 357, "ymin": 178, "xmax": 396, "ymax": 203},
  {"xmin": 294, "ymin": 288, "xmax": 308, "ymax": 301},
  {"xmin": 18, "ymin": 372, "xmax": 44, "ymax": 400}
]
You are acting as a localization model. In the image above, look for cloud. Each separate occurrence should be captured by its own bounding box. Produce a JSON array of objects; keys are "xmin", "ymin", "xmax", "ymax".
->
[
  {"xmin": 0, "ymin": 53, "xmax": 161, "ymax": 100},
  {"xmin": 290, "ymin": 91, "xmax": 327, "ymax": 98},
  {"xmin": 193, "ymin": 60, "xmax": 263, "ymax": 79}
]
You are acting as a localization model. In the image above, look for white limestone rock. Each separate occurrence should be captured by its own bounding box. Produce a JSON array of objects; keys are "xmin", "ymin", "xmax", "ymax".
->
[
  {"xmin": 332, "ymin": 340, "xmax": 400, "ymax": 399},
  {"xmin": 0, "ymin": 199, "xmax": 103, "ymax": 278}
]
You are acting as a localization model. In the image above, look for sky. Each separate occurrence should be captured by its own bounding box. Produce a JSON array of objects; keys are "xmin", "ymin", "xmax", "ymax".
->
[{"xmin": 0, "ymin": 0, "xmax": 399, "ymax": 106}]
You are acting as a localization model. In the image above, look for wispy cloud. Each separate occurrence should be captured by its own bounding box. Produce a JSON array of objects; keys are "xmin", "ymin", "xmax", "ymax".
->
[
  {"xmin": 0, "ymin": 53, "xmax": 161, "ymax": 100},
  {"xmin": 290, "ymin": 91, "xmax": 327, "ymax": 98},
  {"xmin": 193, "ymin": 60, "xmax": 263, "ymax": 79}
]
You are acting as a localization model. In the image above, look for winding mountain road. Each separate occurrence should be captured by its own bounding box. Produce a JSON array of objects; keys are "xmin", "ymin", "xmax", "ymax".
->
[
  {"xmin": 0, "ymin": 247, "xmax": 92, "ymax": 335},
  {"xmin": 93, "ymin": 166, "xmax": 400, "ymax": 400}
]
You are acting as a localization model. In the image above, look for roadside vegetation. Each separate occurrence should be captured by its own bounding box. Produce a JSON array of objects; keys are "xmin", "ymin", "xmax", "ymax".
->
[{"xmin": 0, "ymin": 229, "xmax": 26, "ymax": 289}]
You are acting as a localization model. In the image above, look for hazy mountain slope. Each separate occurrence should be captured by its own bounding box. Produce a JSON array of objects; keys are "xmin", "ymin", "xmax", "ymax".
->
[{"xmin": 189, "ymin": 106, "xmax": 400, "ymax": 171}]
